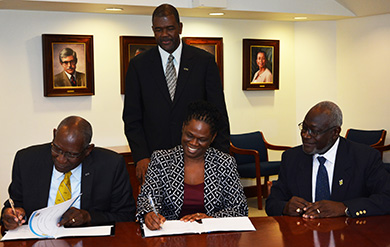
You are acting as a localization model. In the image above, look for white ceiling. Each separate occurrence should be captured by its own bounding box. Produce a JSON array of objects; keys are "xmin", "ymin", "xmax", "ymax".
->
[{"xmin": 1, "ymin": 0, "xmax": 390, "ymax": 21}]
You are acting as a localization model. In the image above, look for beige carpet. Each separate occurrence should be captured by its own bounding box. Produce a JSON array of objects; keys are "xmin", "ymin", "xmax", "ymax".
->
[{"xmin": 247, "ymin": 197, "xmax": 268, "ymax": 217}]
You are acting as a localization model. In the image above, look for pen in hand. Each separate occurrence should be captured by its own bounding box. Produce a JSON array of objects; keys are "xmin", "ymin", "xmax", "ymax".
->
[
  {"xmin": 8, "ymin": 198, "xmax": 22, "ymax": 224},
  {"xmin": 148, "ymin": 194, "xmax": 163, "ymax": 228},
  {"xmin": 9, "ymin": 198, "xmax": 17, "ymax": 215}
]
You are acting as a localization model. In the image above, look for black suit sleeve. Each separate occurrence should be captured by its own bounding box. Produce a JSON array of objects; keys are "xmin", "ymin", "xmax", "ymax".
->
[
  {"xmin": 122, "ymin": 57, "xmax": 150, "ymax": 163},
  {"xmin": 85, "ymin": 152, "xmax": 136, "ymax": 224},
  {"xmin": 204, "ymin": 53, "xmax": 230, "ymax": 153},
  {"xmin": 265, "ymin": 151, "xmax": 291, "ymax": 216},
  {"xmin": 342, "ymin": 148, "xmax": 390, "ymax": 217}
]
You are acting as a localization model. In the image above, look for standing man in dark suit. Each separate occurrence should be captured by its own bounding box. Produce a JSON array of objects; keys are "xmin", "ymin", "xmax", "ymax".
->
[
  {"xmin": 266, "ymin": 101, "xmax": 390, "ymax": 218},
  {"xmin": 1, "ymin": 116, "xmax": 135, "ymax": 230},
  {"xmin": 123, "ymin": 4, "xmax": 230, "ymax": 184},
  {"xmin": 54, "ymin": 48, "xmax": 86, "ymax": 87}
]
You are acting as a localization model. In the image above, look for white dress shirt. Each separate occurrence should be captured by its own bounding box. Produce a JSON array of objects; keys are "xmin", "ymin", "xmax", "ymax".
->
[
  {"xmin": 311, "ymin": 137, "xmax": 340, "ymax": 202},
  {"xmin": 158, "ymin": 41, "xmax": 183, "ymax": 74},
  {"xmin": 47, "ymin": 164, "xmax": 82, "ymax": 208}
]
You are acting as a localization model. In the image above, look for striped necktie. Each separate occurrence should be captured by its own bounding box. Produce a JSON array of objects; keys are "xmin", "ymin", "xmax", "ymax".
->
[
  {"xmin": 165, "ymin": 54, "xmax": 177, "ymax": 101},
  {"xmin": 55, "ymin": 171, "xmax": 72, "ymax": 204}
]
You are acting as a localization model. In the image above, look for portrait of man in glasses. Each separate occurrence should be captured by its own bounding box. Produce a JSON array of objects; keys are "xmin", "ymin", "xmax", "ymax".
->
[{"xmin": 53, "ymin": 47, "xmax": 86, "ymax": 88}]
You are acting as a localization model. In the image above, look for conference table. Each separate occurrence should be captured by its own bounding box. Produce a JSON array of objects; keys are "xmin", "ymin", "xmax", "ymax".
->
[{"xmin": 2, "ymin": 215, "xmax": 390, "ymax": 247}]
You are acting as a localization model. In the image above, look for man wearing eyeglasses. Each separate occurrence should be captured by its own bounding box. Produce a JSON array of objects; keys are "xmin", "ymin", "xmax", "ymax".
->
[
  {"xmin": 1, "ymin": 116, "xmax": 136, "ymax": 230},
  {"xmin": 266, "ymin": 101, "xmax": 390, "ymax": 218},
  {"xmin": 54, "ymin": 48, "xmax": 86, "ymax": 87}
]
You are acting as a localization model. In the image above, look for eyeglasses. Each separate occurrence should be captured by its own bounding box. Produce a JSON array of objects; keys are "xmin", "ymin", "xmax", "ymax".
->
[
  {"xmin": 298, "ymin": 122, "xmax": 337, "ymax": 138},
  {"xmin": 51, "ymin": 142, "xmax": 87, "ymax": 159},
  {"xmin": 61, "ymin": 60, "xmax": 76, "ymax": 65}
]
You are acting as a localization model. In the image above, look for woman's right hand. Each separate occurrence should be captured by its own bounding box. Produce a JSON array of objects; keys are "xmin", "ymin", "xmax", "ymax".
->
[{"xmin": 144, "ymin": 212, "xmax": 166, "ymax": 230}]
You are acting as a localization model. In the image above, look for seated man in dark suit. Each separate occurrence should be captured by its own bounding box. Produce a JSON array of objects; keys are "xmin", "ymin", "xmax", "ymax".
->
[
  {"xmin": 1, "ymin": 116, "xmax": 135, "ymax": 230},
  {"xmin": 266, "ymin": 101, "xmax": 390, "ymax": 218}
]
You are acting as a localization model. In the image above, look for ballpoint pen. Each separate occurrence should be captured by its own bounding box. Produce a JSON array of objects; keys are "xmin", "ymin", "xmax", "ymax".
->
[
  {"xmin": 147, "ymin": 194, "xmax": 158, "ymax": 217},
  {"xmin": 148, "ymin": 194, "xmax": 163, "ymax": 228},
  {"xmin": 8, "ymin": 198, "xmax": 21, "ymax": 223},
  {"xmin": 8, "ymin": 198, "xmax": 17, "ymax": 215}
]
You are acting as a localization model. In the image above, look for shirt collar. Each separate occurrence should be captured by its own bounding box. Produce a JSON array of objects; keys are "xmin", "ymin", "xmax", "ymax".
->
[
  {"xmin": 64, "ymin": 71, "xmax": 75, "ymax": 79},
  {"xmin": 313, "ymin": 137, "xmax": 340, "ymax": 164},
  {"xmin": 53, "ymin": 163, "xmax": 82, "ymax": 181},
  {"xmin": 158, "ymin": 40, "xmax": 182, "ymax": 65}
]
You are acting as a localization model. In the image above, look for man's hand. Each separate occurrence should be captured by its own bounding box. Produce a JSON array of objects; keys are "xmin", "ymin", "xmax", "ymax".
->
[
  {"xmin": 283, "ymin": 196, "xmax": 312, "ymax": 216},
  {"xmin": 2, "ymin": 207, "xmax": 26, "ymax": 230},
  {"xmin": 180, "ymin": 213, "xmax": 212, "ymax": 222},
  {"xmin": 144, "ymin": 212, "xmax": 166, "ymax": 230},
  {"xmin": 136, "ymin": 158, "xmax": 150, "ymax": 184},
  {"xmin": 302, "ymin": 200, "xmax": 347, "ymax": 219},
  {"xmin": 58, "ymin": 207, "xmax": 91, "ymax": 227}
]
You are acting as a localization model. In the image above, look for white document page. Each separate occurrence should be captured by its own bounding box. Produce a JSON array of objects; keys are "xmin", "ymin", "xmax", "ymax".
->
[
  {"xmin": 0, "ymin": 194, "xmax": 113, "ymax": 241},
  {"xmin": 202, "ymin": 217, "xmax": 256, "ymax": 232},
  {"xmin": 143, "ymin": 217, "xmax": 255, "ymax": 237},
  {"xmin": 1, "ymin": 225, "xmax": 112, "ymax": 241},
  {"xmin": 28, "ymin": 195, "xmax": 80, "ymax": 238}
]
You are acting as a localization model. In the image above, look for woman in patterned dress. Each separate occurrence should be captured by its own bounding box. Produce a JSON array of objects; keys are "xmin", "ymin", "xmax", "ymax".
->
[{"xmin": 136, "ymin": 101, "xmax": 248, "ymax": 230}]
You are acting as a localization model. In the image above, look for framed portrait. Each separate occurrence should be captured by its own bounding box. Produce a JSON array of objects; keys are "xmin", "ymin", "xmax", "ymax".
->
[
  {"xmin": 120, "ymin": 36, "xmax": 157, "ymax": 94},
  {"xmin": 243, "ymin": 39, "xmax": 279, "ymax": 90},
  {"xmin": 182, "ymin": 37, "xmax": 224, "ymax": 87},
  {"xmin": 42, "ymin": 34, "xmax": 94, "ymax": 97}
]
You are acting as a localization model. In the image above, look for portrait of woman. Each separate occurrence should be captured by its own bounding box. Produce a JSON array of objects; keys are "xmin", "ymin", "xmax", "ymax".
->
[
  {"xmin": 251, "ymin": 49, "xmax": 273, "ymax": 83},
  {"xmin": 136, "ymin": 101, "xmax": 248, "ymax": 230}
]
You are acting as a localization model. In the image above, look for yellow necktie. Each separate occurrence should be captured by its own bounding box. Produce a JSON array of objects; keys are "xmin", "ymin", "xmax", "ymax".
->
[{"xmin": 55, "ymin": 171, "xmax": 72, "ymax": 204}]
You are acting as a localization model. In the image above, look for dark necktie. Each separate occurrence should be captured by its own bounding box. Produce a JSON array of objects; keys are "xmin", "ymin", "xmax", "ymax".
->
[
  {"xmin": 165, "ymin": 54, "xmax": 177, "ymax": 101},
  {"xmin": 70, "ymin": 75, "xmax": 77, "ymax": 86},
  {"xmin": 315, "ymin": 156, "xmax": 330, "ymax": 201}
]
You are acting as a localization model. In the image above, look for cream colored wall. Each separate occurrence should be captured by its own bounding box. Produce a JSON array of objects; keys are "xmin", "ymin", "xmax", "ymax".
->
[
  {"xmin": 337, "ymin": 14, "xmax": 390, "ymax": 162},
  {"xmin": 294, "ymin": 21, "xmax": 338, "ymax": 142},
  {"xmin": 0, "ymin": 10, "xmax": 296, "ymax": 205}
]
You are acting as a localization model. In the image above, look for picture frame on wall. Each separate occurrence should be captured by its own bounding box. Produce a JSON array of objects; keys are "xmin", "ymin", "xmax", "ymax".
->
[
  {"xmin": 120, "ymin": 36, "xmax": 157, "ymax": 94},
  {"xmin": 182, "ymin": 37, "xmax": 224, "ymax": 87},
  {"xmin": 243, "ymin": 39, "xmax": 279, "ymax": 90},
  {"xmin": 42, "ymin": 34, "xmax": 94, "ymax": 97}
]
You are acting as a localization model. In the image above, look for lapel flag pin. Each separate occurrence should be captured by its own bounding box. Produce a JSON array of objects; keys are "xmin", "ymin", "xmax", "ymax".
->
[
  {"xmin": 339, "ymin": 179, "xmax": 343, "ymax": 186},
  {"xmin": 184, "ymin": 68, "xmax": 189, "ymax": 71}
]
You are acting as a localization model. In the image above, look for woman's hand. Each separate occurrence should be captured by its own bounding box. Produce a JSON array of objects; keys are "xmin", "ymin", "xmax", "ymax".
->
[
  {"xmin": 180, "ymin": 213, "xmax": 212, "ymax": 222},
  {"xmin": 145, "ymin": 212, "xmax": 166, "ymax": 230}
]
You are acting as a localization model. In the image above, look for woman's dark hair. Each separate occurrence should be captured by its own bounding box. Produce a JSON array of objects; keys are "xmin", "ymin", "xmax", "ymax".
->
[{"xmin": 183, "ymin": 101, "xmax": 221, "ymax": 136}]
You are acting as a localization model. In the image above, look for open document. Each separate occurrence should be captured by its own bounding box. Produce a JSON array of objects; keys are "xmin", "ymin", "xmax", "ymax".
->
[
  {"xmin": 142, "ymin": 217, "xmax": 256, "ymax": 237},
  {"xmin": 1, "ymin": 195, "xmax": 113, "ymax": 241}
]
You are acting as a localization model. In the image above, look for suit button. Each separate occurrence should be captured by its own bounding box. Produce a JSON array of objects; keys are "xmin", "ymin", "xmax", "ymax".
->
[
  {"xmin": 363, "ymin": 210, "xmax": 366, "ymax": 214},
  {"xmin": 356, "ymin": 212, "xmax": 360, "ymax": 216}
]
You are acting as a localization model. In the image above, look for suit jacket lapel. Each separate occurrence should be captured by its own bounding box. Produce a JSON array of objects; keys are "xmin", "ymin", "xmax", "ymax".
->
[
  {"xmin": 149, "ymin": 47, "xmax": 173, "ymax": 104},
  {"xmin": 39, "ymin": 147, "xmax": 54, "ymax": 208},
  {"xmin": 81, "ymin": 154, "xmax": 94, "ymax": 210},
  {"xmin": 331, "ymin": 138, "xmax": 352, "ymax": 201},
  {"xmin": 297, "ymin": 152, "xmax": 314, "ymax": 202},
  {"xmin": 173, "ymin": 44, "xmax": 192, "ymax": 106}
]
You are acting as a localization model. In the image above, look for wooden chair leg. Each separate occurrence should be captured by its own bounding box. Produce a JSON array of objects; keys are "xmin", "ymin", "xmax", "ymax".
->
[{"xmin": 267, "ymin": 181, "xmax": 273, "ymax": 196}]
